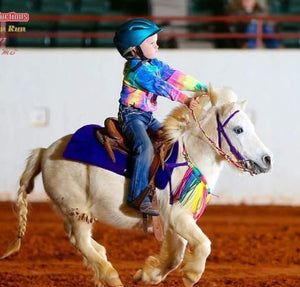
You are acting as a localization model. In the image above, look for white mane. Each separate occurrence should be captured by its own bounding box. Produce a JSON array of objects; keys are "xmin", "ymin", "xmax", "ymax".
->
[{"xmin": 163, "ymin": 85, "xmax": 239, "ymax": 144}]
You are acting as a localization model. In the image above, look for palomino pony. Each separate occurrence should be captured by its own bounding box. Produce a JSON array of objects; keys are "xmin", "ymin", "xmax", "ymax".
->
[{"xmin": 1, "ymin": 86, "xmax": 272, "ymax": 287}]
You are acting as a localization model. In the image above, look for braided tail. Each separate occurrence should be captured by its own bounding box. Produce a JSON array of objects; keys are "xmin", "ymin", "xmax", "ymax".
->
[{"xmin": 0, "ymin": 148, "xmax": 45, "ymax": 259}]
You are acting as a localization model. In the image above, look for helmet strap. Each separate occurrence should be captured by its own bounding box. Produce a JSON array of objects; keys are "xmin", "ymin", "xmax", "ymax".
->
[
  {"xmin": 122, "ymin": 46, "xmax": 148, "ymax": 61},
  {"xmin": 122, "ymin": 47, "xmax": 136, "ymax": 59},
  {"xmin": 136, "ymin": 46, "xmax": 148, "ymax": 61}
]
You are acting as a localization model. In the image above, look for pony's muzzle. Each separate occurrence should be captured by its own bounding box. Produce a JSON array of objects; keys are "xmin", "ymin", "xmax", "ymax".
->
[
  {"xmin": 243, "ymin": 153, "xmax": 272, "ymax": 175},
  {"xmin": 262, "ymin": 154, "xmax": 272, "ymax": 169},
  {"xmin": 254, "ymin": 154, "xmax": 272, "ymax": 174}
]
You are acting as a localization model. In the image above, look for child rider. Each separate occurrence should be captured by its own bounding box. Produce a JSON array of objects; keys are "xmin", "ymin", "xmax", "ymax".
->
[{"xmin": 113, "ymin": 18, "xmax": 207, "ymax": 216}]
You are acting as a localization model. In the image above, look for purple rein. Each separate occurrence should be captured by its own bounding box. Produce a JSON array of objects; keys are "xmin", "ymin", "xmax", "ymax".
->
[{"xmin": 217, "ymin": 110, "xmax": 244, "ymax": 161}]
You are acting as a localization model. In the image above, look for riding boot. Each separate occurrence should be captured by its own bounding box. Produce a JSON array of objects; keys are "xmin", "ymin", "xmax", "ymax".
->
[{"xmin": 128, "ymin": 186, "xmax": 160, "ymax": 216}]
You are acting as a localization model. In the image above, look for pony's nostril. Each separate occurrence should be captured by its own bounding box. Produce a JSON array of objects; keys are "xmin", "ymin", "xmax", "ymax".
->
[{"xmin": 262, "ymin": 155, "xmax": 271, "ymax": 167}]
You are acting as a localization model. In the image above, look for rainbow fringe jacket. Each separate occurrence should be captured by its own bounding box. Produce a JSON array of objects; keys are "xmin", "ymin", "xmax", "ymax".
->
[{"xmin": 119, "ymin": 58, "xmax": 206, "ymax": 112}]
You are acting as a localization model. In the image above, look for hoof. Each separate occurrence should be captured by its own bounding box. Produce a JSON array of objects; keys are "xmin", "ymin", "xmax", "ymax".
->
[
  {"xmin": 106, "ymin": 277, "xmax": 123, "ymax": 287},
  {"xmin": 183, "ymin": 276, "xmax": 195, "ymax": 287},
  {"xmin": 133, "ymin": 269, "xmax": 142, "ymax": 283}
]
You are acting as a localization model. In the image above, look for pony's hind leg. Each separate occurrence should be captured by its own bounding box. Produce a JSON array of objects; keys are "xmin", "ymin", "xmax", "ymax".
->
[
  {"xmin": 67, "ymin": 218, "xmax": 122, "ymax": 287},
  {"xmin": 64, "ymin": 218, "xmax": 107, "ymax": 260},
  {"xmin": 91, "ymin": 239, "xmax": 107, "ymax": 260},
  {"xmin": 134, "ymin": 228, "xmax": 187, "ymax": 284}
]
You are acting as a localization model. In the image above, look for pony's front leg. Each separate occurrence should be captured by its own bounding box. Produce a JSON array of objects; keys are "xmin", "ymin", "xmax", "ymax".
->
[
  {"xmin": 175, "ymin": 213, "xmax": 211, "ymax": 287},
  {"xmin": 134, "ymin": 228, "xmax": 187, "ymax": 284}
]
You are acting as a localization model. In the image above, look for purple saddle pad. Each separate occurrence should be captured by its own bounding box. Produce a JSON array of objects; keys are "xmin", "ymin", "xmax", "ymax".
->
[{"xmin": 63, "ymin": 124, "xmax": 179, "ymax": 190}]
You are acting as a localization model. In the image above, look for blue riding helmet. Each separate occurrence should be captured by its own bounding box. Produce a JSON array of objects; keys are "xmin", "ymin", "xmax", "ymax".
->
[{"xmin": 114, "ymin": 18, "xmax": 162, "ymax": 58}]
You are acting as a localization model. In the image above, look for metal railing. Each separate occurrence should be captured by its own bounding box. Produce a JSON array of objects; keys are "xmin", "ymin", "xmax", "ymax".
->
[{"xmin": 1, "ymin": 14, "xmax": 299, "ymax": 47}]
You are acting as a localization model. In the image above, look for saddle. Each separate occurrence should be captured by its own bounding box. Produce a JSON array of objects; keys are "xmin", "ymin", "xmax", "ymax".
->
[{"xmin": 95, "ymin": 117, "xmax": 168, "ymax": 186}]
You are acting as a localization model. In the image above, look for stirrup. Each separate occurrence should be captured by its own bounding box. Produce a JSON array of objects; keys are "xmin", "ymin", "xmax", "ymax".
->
[
  {"xmin": 139, "ymin": 202, "xmax": 159, "ymax": 216},
  {"xmin": 128, "ymin": 186, "xmax": 154, "ymax": 210},
  {"xmin": 128, "ymin": 186, "xmax": 159, "ymax": 233}
]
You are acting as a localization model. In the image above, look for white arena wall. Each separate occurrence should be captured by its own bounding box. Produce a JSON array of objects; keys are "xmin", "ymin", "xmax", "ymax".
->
[{"xmin": 0, "ymin": 48, "xmax": 299, "ymax": 205}]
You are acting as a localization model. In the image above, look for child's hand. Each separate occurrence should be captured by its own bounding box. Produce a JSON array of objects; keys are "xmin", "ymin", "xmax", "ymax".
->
[
  {"xmin": 190, "ymin": 97, "xmax": 201, "ymax": 109},
  {"xmin": 185, "ymin": 97, "xmax": 200, "ymax": 110}
]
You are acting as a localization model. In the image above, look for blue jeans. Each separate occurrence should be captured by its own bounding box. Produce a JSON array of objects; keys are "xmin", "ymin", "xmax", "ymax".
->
[
  {"xmin": 245, "ymin": 22, "xmax": 280, "ymax": 49},
  {"xmin": 118, "ymin": 105, "xmax": 162, "ymax": 203}
]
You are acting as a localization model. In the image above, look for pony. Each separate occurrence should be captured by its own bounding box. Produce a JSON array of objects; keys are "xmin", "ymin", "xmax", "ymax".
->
[{"xmin": 1, "ymin": 85, "xmax": 272, "ymax": 287}]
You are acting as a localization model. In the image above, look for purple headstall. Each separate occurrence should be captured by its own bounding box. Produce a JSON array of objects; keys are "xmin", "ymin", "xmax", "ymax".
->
[{"xmin": 216, "ymin": 110, "xmax": 244, "ymax": 161}]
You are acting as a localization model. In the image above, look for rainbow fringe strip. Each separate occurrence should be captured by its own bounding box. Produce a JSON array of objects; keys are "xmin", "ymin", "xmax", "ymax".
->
[{"xmin": 173, "ymin": 164, "xmax": 211, "ymax": 220}]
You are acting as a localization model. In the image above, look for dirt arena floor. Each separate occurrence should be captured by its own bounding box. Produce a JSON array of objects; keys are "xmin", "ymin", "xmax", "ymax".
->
[{"xmin": 0, "ymin": 201, "xmax": 299, "ymax": 287}]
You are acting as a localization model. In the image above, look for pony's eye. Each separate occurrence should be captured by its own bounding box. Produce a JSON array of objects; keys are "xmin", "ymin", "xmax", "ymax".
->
[{"xmin": 233, "ymin": 126, "xmax": 243, "ymax": 134}]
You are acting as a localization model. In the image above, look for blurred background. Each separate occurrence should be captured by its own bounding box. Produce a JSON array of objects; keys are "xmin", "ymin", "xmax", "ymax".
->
[
  {"xmin": 0, "ymin": 0, "xmax": 299, "ymax": 205},
  {"xmin": 0, "ymin": 0, "xmax": 299, "ymax": 48}
]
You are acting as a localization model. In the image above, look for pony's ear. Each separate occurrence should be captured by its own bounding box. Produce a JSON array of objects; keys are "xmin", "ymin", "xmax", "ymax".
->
[
  {"xmin": 239, "ymin": 100, "xmax": 248, "ymax": 111},
  {"xmin": 220, "ymin": 102, "xmax": 236, "ymax": 117},
  {"xmin": 208, "ymin": 83, "xmax": 218, "ymax": 106}
]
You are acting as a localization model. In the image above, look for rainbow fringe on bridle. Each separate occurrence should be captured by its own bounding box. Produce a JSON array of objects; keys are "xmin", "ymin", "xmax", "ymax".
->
[{"xmin": 172, "ymin": 146, "xmax": 211, "ymax": 220}]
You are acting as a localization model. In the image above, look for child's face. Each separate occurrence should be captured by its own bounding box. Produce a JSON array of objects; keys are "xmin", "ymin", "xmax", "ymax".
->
[
  {"xmin": 139, "ymin": 34, "xmax": 159, "ymax": 59},
  {"xmin": 241, "ymin": 0, "xmax": 256, "ymax": 13}
]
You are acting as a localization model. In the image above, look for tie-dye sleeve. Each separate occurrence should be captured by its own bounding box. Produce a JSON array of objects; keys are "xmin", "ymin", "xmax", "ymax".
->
[
  {"xmin": 166, "ymin": 70, "xmax": 207, "ymax": 92},
  {"xmin": 133, "ymin": 64, "xmax": 189, "ymax": 104},
  {"xmin": 152, "ymin": 59, "xmax": 207, "ymax": 92}
]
